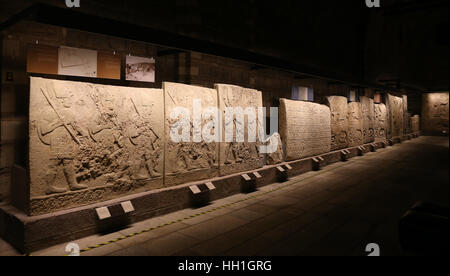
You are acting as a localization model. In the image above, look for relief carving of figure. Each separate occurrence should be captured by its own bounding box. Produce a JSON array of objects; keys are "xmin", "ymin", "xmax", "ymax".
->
[
  {"xmin": 127, "ymin": 97, "xmax": 162, "ymax": 180},
  {"xmin": 37, "ymin": 83, "xmax": 88, "ymax": 195}
]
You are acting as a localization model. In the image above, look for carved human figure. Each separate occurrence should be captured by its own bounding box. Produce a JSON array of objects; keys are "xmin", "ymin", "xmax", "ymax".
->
[
  {"xmin": 127, "ymin": 107, "xmax": 162, "ymax": 180},
  {"xmin": 38, "ymin": 84, "xmax": 88, "ymax": 194}
]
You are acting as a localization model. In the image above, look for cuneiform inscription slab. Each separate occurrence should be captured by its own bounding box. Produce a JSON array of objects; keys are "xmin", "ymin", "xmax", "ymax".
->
[
  {"xmin": 216, "ymin": 84, "xmax": 264, "ymax": 175},
  {"xmin": 374, "ymin": 103, "xmax": 387, "ymax": 142},
  {"xmin": 279, "ymin": 99, "xmax": 331, "ymax": 161},
  {"xmin": 164, "ymin": 82, "xmax": 219, "ymax": 186},
  {"xmin": 347, "ymin": 102, "xmax": 364, "ymax": 147},
  {"xmin": 29, "ymin": 77, "xmax": 164, "ymax": 215},
  {"xmin": 325, "ymin": 96, "xmax": 349, "ymax": 151},
  {"xmin": 361, "ymin": 96, "xmax": 375, "ymax": 143},
  {"xmin": 421, "ymin": 93, "xmax": 449, "ymax": 135}
]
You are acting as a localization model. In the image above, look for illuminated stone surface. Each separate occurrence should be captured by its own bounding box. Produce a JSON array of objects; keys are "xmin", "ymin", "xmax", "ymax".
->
[
  {"xmin": 216, "ymin": 84, "xmax": 264, "ymax": 175},
  {"xmin": 386, "ymin": 94, "xmax": 404, "ymax": 138},
  {"xmin": 164, "ymin": 82, "xmax": 219, "ymax": 186},
  {"xmin": 361, "ymin": 96, "xmax": 375, "ymax": 144},
  {"xmin": 347, "ymin": 102, "xmax": 364, "ymax": 147},
  {"xmin": 374, "ymin": 103, "xmax": 387, "ymax": 142},
  {"xmin": 279, "ymin": 99, "xmax": 331, "ymax": 161},
  {"xmin": 421, "ymin": 93, "xmax": 449, "ymax": 135},
  {"xmin": 325, "ymin": 96, "xmax": 349, "ymax": 151},
  {"xmin": 265, "ymin": 132, "xmax": 284, "ymax": 165},
  {"xmin": 411, "ymin": 115, "xmax": 420, "ymax": 133},
  {"xmin": 29, "ymin": 77, "xmax": 164, "ymax": 215}
]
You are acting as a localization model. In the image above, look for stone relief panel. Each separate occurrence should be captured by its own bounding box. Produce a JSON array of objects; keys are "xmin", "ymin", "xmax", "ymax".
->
[
  {"xmin": 411, "ymin": 115, "xmax": 420, "ymax": 133},
  {"xmin": 164, "ymin": 82, "xmax": 219, "ymax": 186},
  {"xmin": 325, "ymin": 96, "xmax": 349, "ymax": 151},
  {"xmin": 374, "ymin": 103, "xmax": 387, "ymax": 142},
  {"xmin": 402, "ymin": 95, "xmax": 412, "ymax": 134},
  {"xmin": 216, "ymin": 84, "xmax": 264, "ymax": 175},
  {"xmin": 347, "ymin": 102, "xmax": 364, "ymax": 147},
  {"xmin": 387, "ymin": 94, "xmax": 404, "ymax": 138},
  {"xmin": 360, "ymin": 96, "xmax": 375, "ymax": 144},
  {"xmin": 422, "ymin": 93, "xmax": 449, "ymax": 135},
  {"xmin": 279, "ymin": 99, "xmax": 331, "ymax": 161},
  {"xmin": 404, "ymin": 112, "xmax": 412, "ymax": 134},
  {"xmin": 265, "ymin": 133, "xmax": 284, "ymax": 165},
  {"xmin": 29, "ymin": 77, "xmax": 164, "ymax": 215}
]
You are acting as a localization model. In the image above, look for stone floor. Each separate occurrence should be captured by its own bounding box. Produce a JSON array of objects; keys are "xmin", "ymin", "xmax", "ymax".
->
[{"xmin": 0, "ymin": 136, "xmax": 448, "ymax": 256}]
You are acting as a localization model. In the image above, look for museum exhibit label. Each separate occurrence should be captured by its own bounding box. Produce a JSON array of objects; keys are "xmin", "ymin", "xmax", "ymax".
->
[
  {"xmin": 279, "ymin": 99, "xmax": 331, "ymax": 161},
  {"xmin": 26, "ymin": 77, "xmax": 164, "ymax": 215},
  {"xmin": 58, "ymin": 46, "xmax": 98, "ymax": 78},
  {"xmin": 325, "ymin": 96, "xmax": 349, "ymax": 151},
  {"xmin": 26, "ymin": 44, "xmax": 59, "ymax": 75},
  {"xmin": 97, "ymin": 51, "xmax": 121, "ymax": 80}
]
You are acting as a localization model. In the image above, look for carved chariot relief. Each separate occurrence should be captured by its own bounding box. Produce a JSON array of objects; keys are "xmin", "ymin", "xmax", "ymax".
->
[
  {"xmin": 29, "ymin": 77, "xmax": 164, "ymax": 215},
  {"xmin": 325, "ymin": 96, "xmax": 349, "ymax": 151}
]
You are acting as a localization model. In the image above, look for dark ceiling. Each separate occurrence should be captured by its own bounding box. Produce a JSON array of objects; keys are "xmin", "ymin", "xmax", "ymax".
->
[{"xmin": 0, "ymin": 0, "xmax": 448, "ymax": 91}]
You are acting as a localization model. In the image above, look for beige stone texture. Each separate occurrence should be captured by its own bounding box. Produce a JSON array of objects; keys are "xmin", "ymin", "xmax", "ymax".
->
[
  {"xmin": 265, "ymin": 132, "xmax": 284, "ymax": 165},
  {"xmin": 216, "ymin": 84, "xmax": 264, "ymax": 175},
  {"xmin": 411, "ymin": 115, "xmax": 420, "ymax": 133},
  {"xmin": 421, "ymin": 93, "xmax": 449, "ymax": 135},
  {"xmin": 29, "ymin": 77, "xmax": 164, "ymax": 215},
  {"xmin": 374, "ymin": 103, "xmax": 387, "ymax": 142},
  {"xmin": 347, "ymin": 102, "xmax": 364, "ymax": 147},
  {"xmin": 325, "ymin": 96, "xmax": 349, "ymax": 151},
  {"xmin": 386, "ymin": 94, "xmax": 404, "ymax": 138},
  {"xmin": 279, "ymin": 99, "xmax": 331, "ymax": 161},
  {"xmin": 164, "ymin": 82, "xmax": 219, "ymax": 186},
  {"xmin": 361, "ymin": 96, "xmax": 375, "ymax": 143}
]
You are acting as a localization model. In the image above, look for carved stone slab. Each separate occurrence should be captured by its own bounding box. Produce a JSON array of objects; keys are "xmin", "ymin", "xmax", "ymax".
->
[
  {"xmin": 360, "ymin": 96, "xmax": 375, "ymax": 144},
  {"xmin": 421, "ymin": 93, "xmax": 449, "ymax": 135},
  {"xmin": 29, "ymin": 77, "xmax": 164, "ymax": 215},
  {"xmin": 325, "ymin": 96, "xmax": 349, "ymax": 151},
  {"xmin": 279, "ymin": 99, "xmax": 331, "ymax": 161},
  {"xmin": 216, "ymin": 84, "xmax": 264, "ymax": 175},
  {"xmin": 404, "ymin": 112, "xmax": 412, "ymax": 134},
  {"xmin": 411, "ymin": 115, "xmax": 420, "ymax": 133},
  {"xmin": 386, "ymin": 94, "xmax": 404, "ymax": 138},
  {"xmin": 347, "ymin": 102, "xmax": 364, "ymax": 147},
  {"xmin": 265, "ymin": 132, "xmax": 284, "ymax": 165},
  {"xmin": 164, "ymin": 82, "xmax": 219, "ymax": 186},
  {"xmin": 374, "ymin": 103, "xmax": 387, "ymax": 142}
]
